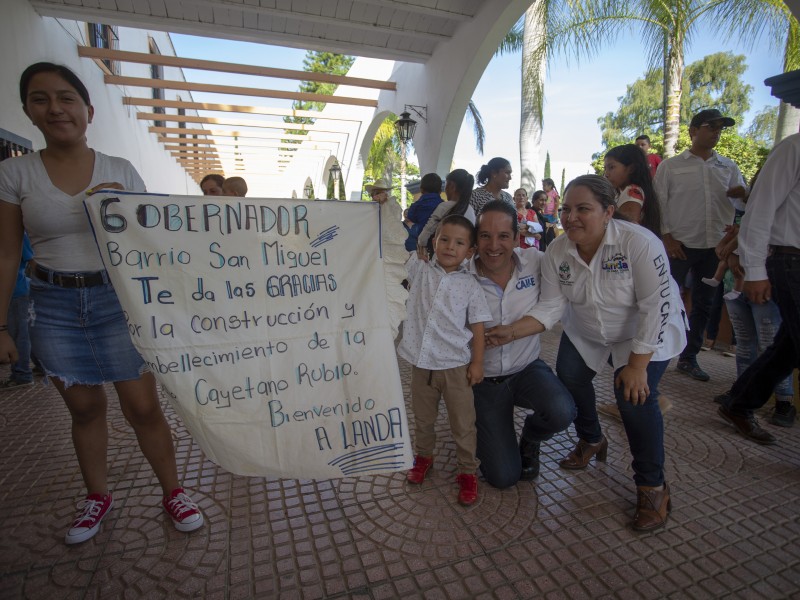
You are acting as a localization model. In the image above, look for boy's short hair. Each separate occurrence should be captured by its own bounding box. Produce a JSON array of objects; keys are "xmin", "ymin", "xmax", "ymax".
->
[
  {"xmin": 419, "ymin": 172, "xmax": 443, "ymax": 194},
  {"xmin": 436, "ymin": 214, "xmax": 477, "ymax": 246},
  {"xmin": 635, "ymin": 134, "xmax": 651, "ymax": 143},
  {"xmin": 222, "ymin": 176, "xmax": 248, "ymax": 197}
]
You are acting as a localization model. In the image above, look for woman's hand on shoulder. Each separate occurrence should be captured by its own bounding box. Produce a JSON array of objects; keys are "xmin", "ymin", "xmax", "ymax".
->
[{"xmin": 86, "ymin": 182, "xmax": 124, "ymax": 195}]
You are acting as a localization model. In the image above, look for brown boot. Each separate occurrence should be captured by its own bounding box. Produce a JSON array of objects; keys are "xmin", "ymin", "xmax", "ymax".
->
[
  {"xmin": 558, "ymin": 436, "xmax": 608, "ymax": 470},
  {"xmin": 633, "ymin": 482, "xmax": 671, "ymax": 531}
]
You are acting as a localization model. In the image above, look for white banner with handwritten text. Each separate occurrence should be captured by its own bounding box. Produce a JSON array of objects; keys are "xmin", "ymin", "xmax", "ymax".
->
[{"xmin": 84, "ymin": 193, "xmax": 412, "ymax": 479}]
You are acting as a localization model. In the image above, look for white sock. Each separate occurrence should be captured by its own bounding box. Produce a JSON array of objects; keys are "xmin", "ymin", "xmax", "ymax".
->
[{"xmin": 701, "ymin": 277, "xmax": 721, "ymax": 287}]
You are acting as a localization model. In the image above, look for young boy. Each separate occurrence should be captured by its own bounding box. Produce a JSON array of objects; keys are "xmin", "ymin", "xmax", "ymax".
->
[
  {"xmin": 397, "ymin": 215, "xmax": 492, "ymax": 506},
  {"xmin": 222, "ymin": 176, "xmax": 248, "ymax": 197}
]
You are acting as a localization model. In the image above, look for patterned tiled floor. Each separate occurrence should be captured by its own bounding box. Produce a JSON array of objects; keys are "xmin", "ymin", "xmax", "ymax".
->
[{"xmin": 1, "ymin": 326, "xmax": 798, "ymax": 599}]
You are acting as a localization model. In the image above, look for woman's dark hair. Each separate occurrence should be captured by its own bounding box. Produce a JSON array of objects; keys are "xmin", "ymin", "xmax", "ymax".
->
[
  {"xmin": 445, "ymin": 168, "xmax": 475, "ymax": 217},
  {"xmin": 564, "ymin": 175, "xmax": 617, "ymax": 211},
  {"xmin": 477, "ymin": 199, "xmax": 519, "ymax": 236},
  {"xmin": 437, "ymin": 214, "xmax": 477, "ymax": 246},
  {"xmin": 542, "ymin": 178, "xmax": 556, "ymax": 189},
  {"xmin": 476, "ymin": 157, "xmax": 510, "ymax": 186},
  {"xmin": 604, "ymin": 143, "xmax": 662, "ymax": 237},
  {"xmin": 20, "ymin": 62, "xmax": 91, "ymax": 106},
  {"xmin": 531, "ymin": 190, "xmax": 547, "ymax": 206},
  {"xmin": 200, "ymin": 173, "xmax": 225, "ymax": 188}
]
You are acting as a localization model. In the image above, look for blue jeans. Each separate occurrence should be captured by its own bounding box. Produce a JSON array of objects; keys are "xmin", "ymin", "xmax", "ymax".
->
[
  {"xmin": 29, "ymin": 277, "xmax": 146, "ymax": 386},
  {"xmin": 725, "ymin": 293, "xmax": 793, "ymax": 397},
  {"xmin": 669, "ymin": 247, "xmax": 719, "ymax": 361},
  {"xmin": 729, "ymin": 253, "xmax": 800, "ymax": 416},
  {"xmin": 473, "ymin": 359, "xmax": 576, "ymax": 489},
  {"xmin": 556, "ymin": 333, "xmax": 669, "ymax": 487},
  {"xmin": 8, "ymin": 295, "xmax": 32, "ymax": 383}
]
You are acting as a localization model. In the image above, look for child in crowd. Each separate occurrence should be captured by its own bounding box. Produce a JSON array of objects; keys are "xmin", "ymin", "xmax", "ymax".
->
[
  {"xmin": 398, "ymin": 215, "xmax": 492, "ymax": 506},
  {"xmin": 405, "ymin": 172, "xmax": 443, "ymax": 251},
  {"xmin": 1, "ymin": 234, "xmax": 34, "ymax": 390},
  {"xmin": 541, "ymin": 178, "xmax": 560, "ymax": 224},
  {"xmin": 603, "ymin": 144, "xmax": 662, "ymax": 237},
  {"xmin": 222, "ymin": 176, "xmax": 248, "ymax": 197}
]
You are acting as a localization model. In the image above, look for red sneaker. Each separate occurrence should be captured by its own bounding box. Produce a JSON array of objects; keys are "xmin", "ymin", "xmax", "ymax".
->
[
  {"xmin": 65, "ymin": 492, "xmax": 113, "ymax": 545},
  {"xmin": 456, "ymin": 474, "xmax": 478, "ymax": 506},
  {"xmin": 406, "ymin": 455, "xmax": 433, "ymax": 484},
  {"xmin": 163, "ymin": 488, "xmax": 204, "ymax": 532}
]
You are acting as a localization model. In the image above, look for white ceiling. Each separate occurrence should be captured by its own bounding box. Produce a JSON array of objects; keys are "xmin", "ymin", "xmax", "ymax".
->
[{"xmin": 29, "ymin": 0, "xmax": 486, "ymax": 63}]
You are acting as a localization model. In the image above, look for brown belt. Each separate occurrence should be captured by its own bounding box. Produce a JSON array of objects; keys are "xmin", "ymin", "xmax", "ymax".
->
[
  {"xmin": 31, "ymin": 264, "xmax": 107, "ymax": 288},
  {"xmin": 771, "ymin": 245, "xmax": 800, "ymax": 256}
]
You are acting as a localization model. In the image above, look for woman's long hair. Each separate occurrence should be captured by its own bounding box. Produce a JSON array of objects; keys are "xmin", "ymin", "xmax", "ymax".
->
[
  {"xmin": 476, "ymin": 157, "xmax": 510, "ymax": 186},
  {"xmin": 446, "ymin": 168, "xmax": 474, "ymax": 217},
  {"xmin": 604, "ymin": 144, "xmax": 662, "ymax": 237}
]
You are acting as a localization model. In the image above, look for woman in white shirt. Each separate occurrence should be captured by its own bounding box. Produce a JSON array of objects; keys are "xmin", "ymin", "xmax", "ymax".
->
[
  {"xmin": 531, "ymin": 175, "xmax": 687, "ymax": 531},
  {"xmin": 0, "ymin": 62, "xmax": 203, "ymax": 545}
]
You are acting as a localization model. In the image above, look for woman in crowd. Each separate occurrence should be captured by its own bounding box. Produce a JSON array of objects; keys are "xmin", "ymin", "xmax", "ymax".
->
[
  {"xmin": 603, "ymin": 143, "xmax": 662, "ymax": 236},
  {"xmin": 531, "ymin": 175, "xmax": 687, "ymax": 531},
  {"xmin": 417, "ymin": 169, "xmax": 477, "ymax": 255},
  {"xmin": 0, "ymin": 63, "xmax": 204, "ymax": 545},
  {"xmin": 531, "ymin": 190, "xmax": 553, "ymax": 251},
  {"xmin": 470, "ymin": 157, "xmax": 514, "ymax": 214},
  {"xmin": 513, "ymin": 187, "xmax": 539, "ymax": 249},
  {"xmin": 470, "ymin": 200, "xmax": 576, "ymax": 488},
  {"xmin": 199, "ymin": 173, "xmax": 224, "ymax": 196}
]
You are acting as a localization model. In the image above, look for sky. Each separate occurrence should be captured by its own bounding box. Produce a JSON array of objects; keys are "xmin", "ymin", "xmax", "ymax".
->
[{"xmin": 172, "ymin": 20, "xmax": 786, "ymax": 195}]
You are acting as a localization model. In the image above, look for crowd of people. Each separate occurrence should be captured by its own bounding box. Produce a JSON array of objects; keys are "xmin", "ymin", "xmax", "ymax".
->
[
  {"xmin": 0, "ymin": 61, "xmax": 797, "ymax": 546},
  {"xmin": 397, "ymin": 109, "xmax": 799, "ymax": 531}
]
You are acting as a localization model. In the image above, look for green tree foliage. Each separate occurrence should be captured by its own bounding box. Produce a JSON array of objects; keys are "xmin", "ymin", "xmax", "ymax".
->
[
  {"xmin": 284, "ymin": 51, "xmax": 355, "ymax": 136},
  {"xmin": 544, "ymin": 151, "xmax": 551, "ymax": 179},
  {"xmin": 560, "ymin": 167, "xmax": 566, "ymax": 197},
  {"xmin": 746, "ymin": 105, "xmax": 779, "ymax": 145},
  {"xmin": 592, "ymin": 127, "xmax": 769, "ymax": 183},
  {"xmin": 598, "ymin": 53, "xmax": 753, "ymax": 148}
]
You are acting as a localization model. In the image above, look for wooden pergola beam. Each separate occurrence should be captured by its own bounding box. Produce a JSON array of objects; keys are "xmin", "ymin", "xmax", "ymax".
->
[
  {"xmin": 148, "ymin": 127, "xmax": 322, "ymax": 142},
  {"xmin": 105, "ymin": 75, "xmax": 378, "ymax": 107},
  {"xmin": 136, "ymin": 112, "xmax": 351, "ymax": 135},
  {"xmin": 79, "ymin": 46, "xmax": 396, "ymax": 91},
  {"xmin": 124, "ymin": 97, "xmax": 358, "ymax": 120}
]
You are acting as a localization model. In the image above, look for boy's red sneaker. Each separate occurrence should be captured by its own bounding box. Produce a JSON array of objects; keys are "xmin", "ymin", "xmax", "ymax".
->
[
  {"xmin": 406, "ymin": 455, "xmax": 433, "ymax": 484},
  {"xmin": 456, "ymin": 474, "xmax": 478, "ymax": 506}
]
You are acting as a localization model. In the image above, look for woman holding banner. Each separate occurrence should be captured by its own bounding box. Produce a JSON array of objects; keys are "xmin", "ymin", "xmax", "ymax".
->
[{"xmin": 0, "ymin": 62, "xmax": 204, "ymax": 544}]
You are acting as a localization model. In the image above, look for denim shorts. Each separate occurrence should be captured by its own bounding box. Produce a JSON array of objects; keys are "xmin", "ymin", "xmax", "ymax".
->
[{"xmin": 29, "ymin": 276, "xmax": 147, "ymax": 387}]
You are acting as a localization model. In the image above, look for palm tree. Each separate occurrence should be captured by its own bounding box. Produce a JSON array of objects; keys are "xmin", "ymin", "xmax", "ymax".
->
[
  {"xmin": 721, "ymin": 0, "xmax": 799, "ymax": 143},
  {"xmin": 538, "ymin": 0, "xmax": 794, "ymax": 156},
  {"xmin": 495, "ymin": 7, "xmax": 544, "ymax": 191}
]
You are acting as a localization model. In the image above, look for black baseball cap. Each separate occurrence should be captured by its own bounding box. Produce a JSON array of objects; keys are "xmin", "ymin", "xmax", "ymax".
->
[{"xmin": 690, "ymin": 109, "xmax": 735, "ymax": 128}]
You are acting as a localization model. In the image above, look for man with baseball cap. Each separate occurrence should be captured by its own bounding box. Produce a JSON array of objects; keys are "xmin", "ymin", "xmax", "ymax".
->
[{"xmin": 654, "ymin": 109, "xmax": 747, "ymax": 382}]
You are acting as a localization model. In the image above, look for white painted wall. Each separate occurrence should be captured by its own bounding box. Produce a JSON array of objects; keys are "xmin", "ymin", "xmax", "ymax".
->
[{"xmin": 0, "ymin": 0, "xmax": 200, "ymax": 194}]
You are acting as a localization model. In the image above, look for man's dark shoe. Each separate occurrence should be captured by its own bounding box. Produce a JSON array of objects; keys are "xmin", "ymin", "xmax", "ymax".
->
[
  {"xmin": 714, "ymin": 391, "xmax": 731, "ymax": 405},
  {"xmin": 519, "ymin": 438, "xmax": 540, "ymax": 480},
  {"xmin": 718, "ymin": 406, "xmax": 777, "ymax": 445},
  {"xmin": 677, "ymin": 359, "xmax": 710, "ymax": 382},
  {"xmin": 770, "ymin": 403, "xmax": 796, "ymax": 428}
]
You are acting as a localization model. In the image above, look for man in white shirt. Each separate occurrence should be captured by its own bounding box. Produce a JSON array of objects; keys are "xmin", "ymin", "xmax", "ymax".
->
[
  {"xmin": 654, "ymin": 109, "xmax": 747, "ymax": 382},
  {"xmin": 718, "ymin": 132, "xmax": 800, "ymax": 444}
]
